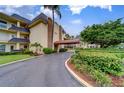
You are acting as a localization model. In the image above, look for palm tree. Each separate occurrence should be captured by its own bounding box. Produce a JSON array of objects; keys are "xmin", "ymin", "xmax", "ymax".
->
[{"xmin": 44, "ymin": 5, "xmax": 61, "ymax": 47}]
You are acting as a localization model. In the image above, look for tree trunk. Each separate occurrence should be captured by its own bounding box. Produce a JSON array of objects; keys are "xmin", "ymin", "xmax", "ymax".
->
[{"xmin": 51, "ymin": 9, "xmax": 54, "ymax": 48}]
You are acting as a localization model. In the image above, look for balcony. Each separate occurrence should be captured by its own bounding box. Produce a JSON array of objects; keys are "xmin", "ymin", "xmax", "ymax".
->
[{"xmin": 8, "ymin": 25, "xmax": 30, "ymax": 33}]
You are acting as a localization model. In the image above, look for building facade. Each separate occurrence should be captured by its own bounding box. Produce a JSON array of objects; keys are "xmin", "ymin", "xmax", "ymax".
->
[
  {"xmin": 76, "ymin": 41, "xmax": 101, "ymax": 48},
  {"xmin": 0, "ymin": 12, "xmax": 66, "ymax": 52},
  {"xmin": 0, "ymin": 12, "xmax": 30, "ymax": 52}
]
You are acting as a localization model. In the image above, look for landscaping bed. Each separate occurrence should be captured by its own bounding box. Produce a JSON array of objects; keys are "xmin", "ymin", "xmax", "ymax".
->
[
  {"xmin": 67, "ymin": 60, "xmax": 97, "ymax": 86},
  {"xmin": 70, "ymin": 48, "xmax": 124, "ymax": 87}
]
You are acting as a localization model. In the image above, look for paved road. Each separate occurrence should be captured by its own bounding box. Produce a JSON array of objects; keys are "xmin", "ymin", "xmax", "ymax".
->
[{"xmin": 0, "ymin": 52, "xmax": 81, "ymax": 87}]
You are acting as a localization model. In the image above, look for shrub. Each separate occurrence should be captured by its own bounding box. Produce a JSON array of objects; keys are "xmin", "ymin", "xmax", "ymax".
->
[
  {"xmin": 80, "ymin": 55, "xmax": 124, "ymax": 76},
  {"xmin": 71, "ymin": 52, "xmax": 124, "ymax": 77},
  {"xmin": 80, "ymin": 64, "xmax": 112, "ymax": 87},
  {"xmin": 72, "ymin": 62, "xmax": 112, "ymax": 86},
  {"xmin": 43, "ymin": 48, "xmax": 53, "ymax": 54},
  {"xmin": 22, "ymin": 49, "xmax": 33, "ymax": 55},
  {"xmin": 0, "ymin": 49, "xmax": 33, "ymax": 56},
  {"xmin": 71, "ymin": 49, "xmax": 124, "ymax": 86},
  {"xmin": 0, "ymin": 52, "xmax": 21, "ymax": 56},
  {"xmin": 90, "ymin": 68, "xmax": 111, "ymax": 87},
  {"xmin": 59, "ymin": 48, "xmax": 67, "ymax": 52}
]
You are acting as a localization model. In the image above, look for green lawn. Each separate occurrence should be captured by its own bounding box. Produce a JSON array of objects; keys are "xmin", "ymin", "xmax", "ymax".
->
[
  {"xmin": 76, "ymin": 48, "xmax": 124, "ymax": 59},
  {"xmin": 0, "ymin": 54, "xmax": 32, "ymax": 65}
]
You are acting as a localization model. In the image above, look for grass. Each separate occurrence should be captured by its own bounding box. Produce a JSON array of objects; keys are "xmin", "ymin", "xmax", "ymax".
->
[
  {"xmin": 76, "ymin": 48, "xmax": 124, "ymax": 59},
  {"xmin": 0, "ymin": 54, "xmax": 32, "ymax": 65}
]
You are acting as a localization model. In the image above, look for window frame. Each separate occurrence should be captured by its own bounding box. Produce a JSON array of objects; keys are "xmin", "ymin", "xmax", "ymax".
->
[
  {"xmin": 0, "ymin": 44, "xmax": 5, "ymax": 52},
  {"xmin": 0, "ymin": 20, "xmax": 7, "ymax": 29}
]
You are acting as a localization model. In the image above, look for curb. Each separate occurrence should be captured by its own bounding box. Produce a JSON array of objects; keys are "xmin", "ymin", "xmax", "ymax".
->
[
  {"xmin": 0, "ymin": 56, "xmax": 38, "ymax": 68},
  {"xmin": 65, "ymin": 58, "xmax": 93, "ymax": 87}
]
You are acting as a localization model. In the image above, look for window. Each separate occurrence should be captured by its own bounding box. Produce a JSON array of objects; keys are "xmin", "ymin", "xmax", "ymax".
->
[
  {"xmin": 0, "ymin": 20, "xmax": 7, "ymax": 29},
  {"xmin": 0, "ymin": 45, "xmax": 5, "ymax": 52},
  {"xmin": 11, "ymin": 34, "xmax": 16, "ymax": 38}
]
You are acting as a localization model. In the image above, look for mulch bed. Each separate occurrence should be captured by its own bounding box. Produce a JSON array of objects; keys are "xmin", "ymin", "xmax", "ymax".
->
[{"xmin": 67, "ymin": 60, "xmax": 124, "ymax": 87}]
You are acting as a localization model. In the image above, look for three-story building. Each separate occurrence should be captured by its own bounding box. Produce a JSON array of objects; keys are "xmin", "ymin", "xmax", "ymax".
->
[
  {"xmin": 0, "ymin": 12, "xmax": 30, "ymax": 52},
  {"xmin": 0, "ymin": 12, "xmax": 66, "ymax": 52}
]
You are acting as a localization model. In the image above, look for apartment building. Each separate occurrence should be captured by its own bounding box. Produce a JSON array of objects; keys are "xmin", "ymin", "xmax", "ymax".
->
[
  {"xmin": 0, "ymin": 12, "xmax": 66, "ymax": 52},
  {"xmin": 0, "ymin": 12, "xmax": 30, "ymax": 52},
  {"xmin": 29, "ymin": 13, "xmax": 66, "ymax": 51}
]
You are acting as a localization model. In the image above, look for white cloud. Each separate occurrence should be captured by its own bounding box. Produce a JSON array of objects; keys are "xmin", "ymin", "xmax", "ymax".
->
[
  {"xmin": 12, "ymin": 5, "xmax": 24, "ymax": 8},
  {"xmin": 0, "ymin": 5, "xmax": 25, "ymax": 15},
  {"xmin": 0, "ymin": 5, "xmax": 37, "ymax": 20},
  {"xmin": 91, "ymin": 5, "xmax": 112, "ymax": 11},
  {"xmin": 71, "ymin": 19, "xmax": 82, "ymax": 24},
  {"xmin": 68, "ymin": 5, "xmax": 112, "ymax": 15},
  {"xmin": 68, "ymin": 5, "xmax": 87, "ymax": 14}
]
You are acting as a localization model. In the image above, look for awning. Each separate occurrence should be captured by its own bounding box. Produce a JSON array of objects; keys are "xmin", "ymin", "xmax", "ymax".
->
[{"xmin": 54, "ymin": 39, "xmax": 80, "ymax": 45}]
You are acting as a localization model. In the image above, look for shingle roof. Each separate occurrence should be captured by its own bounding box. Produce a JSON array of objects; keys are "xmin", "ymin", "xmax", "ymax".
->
[
  {"xmin": 31, "ymin": 13, "xmax": 48, "ymax": 24},
  {"xmin": 9, "ymin": 38, "xmax": 30, "ymax": 43},
  {"xmin": 11, "ymin": 14, "xmax": 31, "ymax": 24},
  {"xmin": 9, "ymin": 25, "xmax": 30, "ymax": 33}
]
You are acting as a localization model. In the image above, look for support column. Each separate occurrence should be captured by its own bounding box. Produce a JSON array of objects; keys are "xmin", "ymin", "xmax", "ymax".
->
[
  {"xmin": 16, "ymin": 43, "xmax": 20, "ymax": 50},
  {"xmin": 16, "ymin": 21, "xmax": 20, "ymax": 50},
  {"xmin": 17, "ymin": 31, "xmax": 20, "ymax": 38},
  {"xmin": 17, "ymin": 21, "xmax": 20, "ymax": 27},
  {"xmin": 57, "ymin": 45, "xmax": 60, "ymax": 53}
]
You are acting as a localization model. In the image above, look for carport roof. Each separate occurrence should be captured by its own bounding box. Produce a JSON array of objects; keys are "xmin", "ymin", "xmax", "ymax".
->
[{"xmin": 54, "ymin": 39, "xmax": 80, "ymax": 45}]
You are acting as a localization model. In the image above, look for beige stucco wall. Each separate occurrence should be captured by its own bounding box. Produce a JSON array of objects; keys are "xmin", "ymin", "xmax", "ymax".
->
[
  {"xmin": 0, "ymin": 30, "xmax": 16, "ymax": 42},
  {"xmin": 0, "ymin": 43, "xmax": 16, "ymax": 52},
  {"xmin": 53, "ymin": 23, "xmax": 60, "ymax": 43},
  {"xmin": 5, "ymin": 44, "xmax": 16, "ymax": 52},
  {"xmin": 29, "ymin": 22, "xmax": 48, "ymax": 48},
  {"xmin": 62, "ymin": 32, "xmax": 65, "ymax": 40}
]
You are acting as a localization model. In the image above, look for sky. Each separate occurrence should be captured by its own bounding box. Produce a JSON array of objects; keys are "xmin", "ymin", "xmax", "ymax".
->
[{"xmin": 0, "ymin": 5, "xmax": 124, "ymax": 36}]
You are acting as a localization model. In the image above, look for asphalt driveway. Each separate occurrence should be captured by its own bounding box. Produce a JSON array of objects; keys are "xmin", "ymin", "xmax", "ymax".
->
[{"xmin": 0, "ymin": 52, "xmax": 81, "ymax": 87}]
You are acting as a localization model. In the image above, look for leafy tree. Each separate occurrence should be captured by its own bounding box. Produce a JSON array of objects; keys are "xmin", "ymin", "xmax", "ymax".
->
[
  {"xmin": 44, "ymin": 5, "xmax": 61, "ymax": 47},
  {"xmin": 65, "ymin": 33, "xmax": 71, "ymax": 39},
  {"xmin": 80, "ymin": 18, "xmax": 124, "ymax": 48}
]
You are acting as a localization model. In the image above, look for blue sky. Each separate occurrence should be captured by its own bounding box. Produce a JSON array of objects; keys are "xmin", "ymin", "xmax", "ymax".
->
[{"xmin": 0, "ymin": 5, "xmax": 124, "ymax": 36}]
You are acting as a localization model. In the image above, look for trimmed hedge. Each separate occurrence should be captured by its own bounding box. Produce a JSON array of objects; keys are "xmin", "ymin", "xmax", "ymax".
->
[
  {"xmin": 0, "ymin": 50, "xmax": 33, "ymax": 56},
  {"xmin": 0, "ymin": 52, "xmax": 20, "ymax": 56},
  {"xmin": 43, "ymin": 48, "xmax": 53, "ymax": 54},
  {"xmin": 59, "ymin": 48, "xmax": 67, "ymax": 52}
]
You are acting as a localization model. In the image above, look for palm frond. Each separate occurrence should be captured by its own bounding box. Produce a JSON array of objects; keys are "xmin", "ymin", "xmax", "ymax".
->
[{"xmin": 55, "ymin": 9, "xmax": 61, "ymax": 19}]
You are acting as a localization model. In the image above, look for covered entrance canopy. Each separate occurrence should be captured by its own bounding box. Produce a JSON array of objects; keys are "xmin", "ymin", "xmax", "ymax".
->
[
  {"xmin": 54, "ymin": 39, "xmax": 80, "ymax": 45},
  {"xmin": 54, "ymin": 39, "xmax": 80, "ymax": 51}
]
